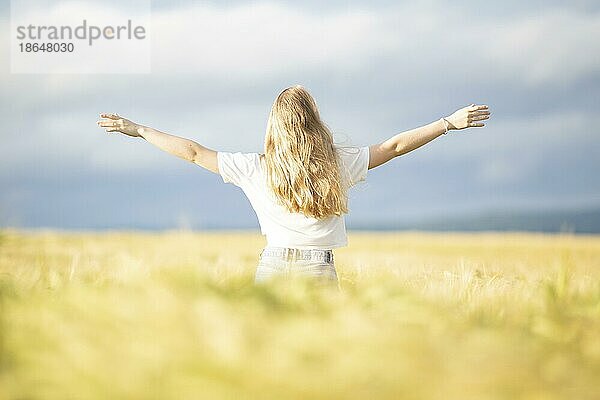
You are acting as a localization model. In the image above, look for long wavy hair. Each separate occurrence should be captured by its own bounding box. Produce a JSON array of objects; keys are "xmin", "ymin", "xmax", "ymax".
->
[{"xmin": 260, "ymin": 85, "xmax": 348, "ymax": 219}]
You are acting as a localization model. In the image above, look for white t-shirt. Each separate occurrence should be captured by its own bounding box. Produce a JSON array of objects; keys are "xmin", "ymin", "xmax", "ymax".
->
[{"xmin": 217, "ymin": 145, "xmax": 370, "ymax": 249}]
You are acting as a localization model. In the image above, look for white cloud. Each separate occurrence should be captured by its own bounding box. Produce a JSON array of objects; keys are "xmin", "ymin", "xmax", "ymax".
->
[
  {"xmin": 147, "ymin": 2, "xmax": 600, "ymax": 86},
  {"xmin": 2, "ymin": 2, "xmax": 599, "ymax": 101},
  {"xmin": 150, "ymin": 2, "xmax": 388, "ymax": 77},
  {"xmin": 481, "ymin": 7, "xmax": 600, "ymax": 86},
  {"xmin": 473, "ymin": 110, "xmax": 594, "ymax": 185},
  {"xmin": 478, "ymin": 156, "xmax": 538, "ymax": 186}
]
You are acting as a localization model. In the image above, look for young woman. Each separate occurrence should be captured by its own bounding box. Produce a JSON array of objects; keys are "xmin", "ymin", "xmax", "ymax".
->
[{"xmin": 97, "ymin": 85, "xmax": 490, "ymax": 288}]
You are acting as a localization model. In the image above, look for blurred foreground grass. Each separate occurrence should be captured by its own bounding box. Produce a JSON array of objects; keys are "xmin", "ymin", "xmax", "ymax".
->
[{"xmin": 0, "ymin": 229, "xmax": 599, "ymax": 399}]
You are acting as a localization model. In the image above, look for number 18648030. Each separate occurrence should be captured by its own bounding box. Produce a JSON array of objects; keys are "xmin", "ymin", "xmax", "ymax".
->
[{"xmin": 19, "ymin": 42, "xmax": 74, "ymax": 52}]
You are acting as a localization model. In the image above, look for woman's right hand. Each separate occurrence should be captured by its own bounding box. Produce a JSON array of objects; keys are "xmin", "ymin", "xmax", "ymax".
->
[
  {"xmin": 97, "ymin": 113, "xmax": 143, "ymax": 137},
  {"xmin": 445, "ymin": 104, "xmax": 490, "ymax": 130}
]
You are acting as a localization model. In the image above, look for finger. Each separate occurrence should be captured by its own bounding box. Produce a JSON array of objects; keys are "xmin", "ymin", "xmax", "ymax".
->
[
  {"xmin": 467, "ymin": 115, "xmax": 487, "ymax": 122},
  {"xmin": 98, "ymin": 121, "xmax": 118, "ymax": 127},
  {"xmin": 106, "ymin": 127, "xmax": 119, "ymax": 132},
  {"xmin": 468, "ymin": 104, "xmax": 488, "ymax": 112},
  {"xmin": 100, "ymin": 113, "xmax": 120, "ymax": 120},
  {"xmin": 468, "ymin": 122, "xmax": 485, "ymax": 127},
  {"xmin": 471, "ymin": 110, "xmax": 490, "ymax": 116}
]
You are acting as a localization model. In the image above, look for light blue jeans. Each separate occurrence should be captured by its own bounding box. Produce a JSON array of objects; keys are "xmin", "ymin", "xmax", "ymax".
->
[{"xmin": 255, "ymin": 246, "xmax": 339, "ymax": 288}]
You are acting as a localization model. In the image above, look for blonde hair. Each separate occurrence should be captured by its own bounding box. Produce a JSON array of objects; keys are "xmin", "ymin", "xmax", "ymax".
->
[{"xmin": 261, "ymin": 85, "xmax": 348, "ymax": 219}]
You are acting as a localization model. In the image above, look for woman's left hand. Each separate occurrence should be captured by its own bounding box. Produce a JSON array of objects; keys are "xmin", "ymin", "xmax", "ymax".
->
[{"xmin": 97, "ymin": 113, "xmax": 143, "ymax": 138}]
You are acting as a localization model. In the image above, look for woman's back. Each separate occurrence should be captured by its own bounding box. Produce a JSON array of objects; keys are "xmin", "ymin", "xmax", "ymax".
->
[{"xmin": 217, "ymin": 144, "xmax": 369, "ymax": 249}]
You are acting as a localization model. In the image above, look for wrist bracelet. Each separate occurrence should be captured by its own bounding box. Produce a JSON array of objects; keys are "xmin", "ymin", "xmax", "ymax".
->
[{"xmin": 440, "ymin": 117, "xmax": 450, "ymax": 135}]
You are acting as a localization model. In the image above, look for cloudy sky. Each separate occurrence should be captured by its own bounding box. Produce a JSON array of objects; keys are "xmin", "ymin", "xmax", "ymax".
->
[{"xmin": 1, "ymin": 0, "xmax": 599, "ymax": 230}]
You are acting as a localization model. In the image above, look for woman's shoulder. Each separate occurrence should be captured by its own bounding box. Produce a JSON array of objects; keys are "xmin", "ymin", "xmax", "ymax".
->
[
  {"xmin": 334, "ymin": 144, "xmax": 368, "ymax": 162},
  {"xmin": 332, "ymin": 144, "xmax": 369, "ymax": 187},
  {"xmin": 217, "ymin": 151, "xmax": 265, "ymax": 186},
  {"xmin": 220, "ymin": 151, "xmax": 263, "ymax": 165}
]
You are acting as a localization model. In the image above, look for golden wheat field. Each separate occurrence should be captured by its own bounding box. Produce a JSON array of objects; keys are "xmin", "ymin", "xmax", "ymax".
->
[{"xmin": 0, "ymin": 229, "xmax": 599, "ymax": 400}]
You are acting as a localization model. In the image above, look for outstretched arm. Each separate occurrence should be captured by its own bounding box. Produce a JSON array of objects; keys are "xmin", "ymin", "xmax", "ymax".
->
[
  {"xmin": 368, "ymin": 104, "xmax": 490, "ymax": 170},
  {"xmin": 97, "ymin": 113, "xmax": 219, "ymax": 174}
]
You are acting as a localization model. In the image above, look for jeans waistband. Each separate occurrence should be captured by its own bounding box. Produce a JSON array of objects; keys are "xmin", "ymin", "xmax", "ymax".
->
[{"xmin": 260, "ymin": 246, "xmax": 334, "ymax": 263}]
